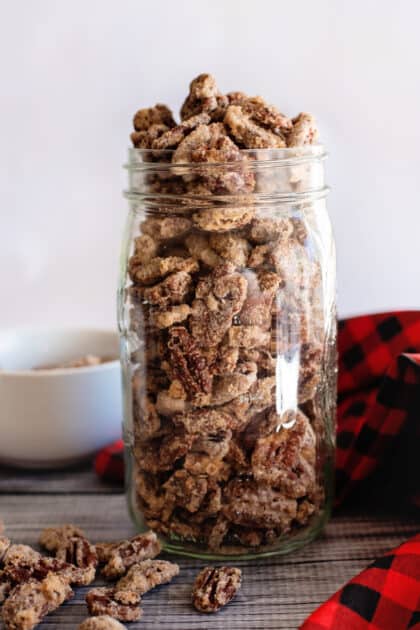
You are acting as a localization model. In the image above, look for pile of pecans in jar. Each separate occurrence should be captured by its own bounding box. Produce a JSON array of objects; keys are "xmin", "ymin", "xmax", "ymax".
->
[{"xmin": 126, "ymin": 73, "xmax": 329, "ymax": 554}]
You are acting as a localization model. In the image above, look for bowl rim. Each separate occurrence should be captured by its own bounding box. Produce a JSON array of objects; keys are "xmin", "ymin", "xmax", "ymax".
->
[{"xmin": 0, "ymin": 326, "xmax": 120, "ymax": 378}]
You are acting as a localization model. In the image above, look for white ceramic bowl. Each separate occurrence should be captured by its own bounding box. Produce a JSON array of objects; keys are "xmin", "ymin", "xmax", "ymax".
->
[{"xmin": 0, "ymin": 328, "xmax": 122, "ymax": 468}]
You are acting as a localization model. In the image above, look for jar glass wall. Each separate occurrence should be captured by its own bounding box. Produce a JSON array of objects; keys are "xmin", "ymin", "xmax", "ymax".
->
[{"xmin": 118, "ymin": 147, "xmax": 336, "ymax": 559}]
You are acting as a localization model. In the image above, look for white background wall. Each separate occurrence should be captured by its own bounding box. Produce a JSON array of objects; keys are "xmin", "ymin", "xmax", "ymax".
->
[{"xmin": 1, "ymin": 0, "xmax": 419, "ymax": 330}]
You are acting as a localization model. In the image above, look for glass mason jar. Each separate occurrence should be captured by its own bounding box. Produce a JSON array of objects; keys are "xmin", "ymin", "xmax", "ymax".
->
[{"xmin": 118, "ymin": 145, "xmax": 336, "ymax": 559}]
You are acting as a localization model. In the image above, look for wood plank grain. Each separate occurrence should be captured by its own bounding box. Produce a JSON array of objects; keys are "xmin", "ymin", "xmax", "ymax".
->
[
  {"xmin": 0, "ymin": 494, "xmax": 417, "ymax": 629},
  {"xmin": 0, "ymin": 463, "xmax": 120, "ymax": 495}
]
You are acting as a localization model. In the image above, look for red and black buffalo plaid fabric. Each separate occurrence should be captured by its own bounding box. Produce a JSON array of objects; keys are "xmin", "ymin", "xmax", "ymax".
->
[{"xmin": 95, "ymin": 310, "xmax": 420, "ymax": 629}]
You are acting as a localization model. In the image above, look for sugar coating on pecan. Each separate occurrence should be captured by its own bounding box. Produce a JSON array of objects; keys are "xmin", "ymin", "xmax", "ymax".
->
[
  {"xmin": 38, "ymin": 524, "xmax": 85, "ymax": 552},
  {"xmin": 152, "ymin": 112, "xmax": 211, "ymax": 150},
  {"xmin": 287, "ymin": 112, "xmax": 319, "ymax": 147},
  {"xmin": 209, "ymin": 232, "xmax": 250, "ymax": 268},
  {"xmin": 180, "ymin": 73, "xmax": 227, "ymax": 121},
  {"xmin": 141, "ymin": 216, "xmax": 192, "ymax": 241},
  {"xmin": 133, "ymin": 234, "xmax": 159, "ymax": 263},
  {"xmin": 150, "ymin": 304, "xmax": 191, "ymax": 329},
  {"xmin": 192, "ymin": 566, "xmax": 242, "ymax": 613},
  {"xmin": 167, "ymin": 326, "xmax": 213, "ymax": 399},
  {"xmin": 78, "ymin": 616, "xmax": 127, "ymax": 630},
  {"xmin": 116, "ymin": 559, "xmax": 179, "ymax": 596},
  {"xmin": 131, "ymin": 123, "xmax": 171, "ymax": 149},
  {"xmin": 86, "ymin": 587, "xmax": 141, "ymax": 622},
  {"xmin": 2, "ymin": 573, "xmax": 73, "ymax": 630},
  {"xmin": 129, "ymin": 255, "xmax": 199, "ymax": 286},
  {"xmin": 101, "ymin": 531, "xmax": 161, "ymax": 579},
  {"xmin": 136, "ymin": 430, "xmax": 194, "ymax": 473},
  {"xmin": 190, "ymin": 263, "xmax": 248, "ymax": 347},
  {"xmin": 133, "ymin": 104, "xmax": 175, "ymax": 132},
  {"xmin": 222, "ymin": 479, "xmax": 297, "ymax": 530},
  {"xmin": 185, "ymin": 232, "xmax": 222, "ymax": 267},
  {"xmin": 224, "ymin": 104, "xmax": 286, "ymax": 149},
  {"xmin": 211, "ymin": 361, "xmax": 257, "ymax": 406},
  {"xmin": 251, "ymin": 410, "xmax": 316, "ymax": 498},
  {"xmin": 55, "ymin": 536, "xmax": 97, "ymax": 586},
  {"xmin": 192, "ymin": 206, "xmax": 255, "ymax": 232},
  {"xmin": 248, "ymin": 217, "xmax": 294, "ymax": 244}
]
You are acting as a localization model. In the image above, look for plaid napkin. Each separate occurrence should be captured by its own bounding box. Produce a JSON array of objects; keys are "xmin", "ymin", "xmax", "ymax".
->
[{"xmin": 95, "ymin": 310, "xmax": 420, "ymax": 628}]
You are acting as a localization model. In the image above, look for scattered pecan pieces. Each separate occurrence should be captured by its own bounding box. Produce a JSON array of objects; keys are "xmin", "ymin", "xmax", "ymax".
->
[
  {"xmin": 2, "ymin": 573, "xmax": 73, "ymax": 630},
  {"xmin": 55, "ymin": 536, "xmax": 97, "ymax": 586},
  {"xmin": 192, "ymin": 566, "xmax": 242, "ymax": 613},
  {"xmin": 39, "ymin": 524, "xmax": 85, "ymax": 552},
  {"xmin": 78, "ymin": 616, "xmax": 127, "ymax": 630},
  {"xmin": 101, "ymin": 531, "xmax": 161, "ymax": 579},
  {"xmin": 86, "ymin": 587, "xmax": 141, "ymax": 622},
  {"xmin": 117, "ymin": 559, "xmax": 179, "ymax": 596}
]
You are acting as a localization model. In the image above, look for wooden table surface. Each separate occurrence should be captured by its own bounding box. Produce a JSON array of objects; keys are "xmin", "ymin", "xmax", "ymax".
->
[{"xmin": 0, "ymin": 463, "xmax": 418, "ymax": 630}]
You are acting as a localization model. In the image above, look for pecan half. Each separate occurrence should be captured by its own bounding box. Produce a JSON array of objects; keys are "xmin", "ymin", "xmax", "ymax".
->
[
  {"xmin": 167, "ymin": 326, "xmax": 213, "ymax": 398},
  {"xmin": 116, "ymin": 559, "xmax": 179, "ymax": 596},
  {"xmin": 55, "ymin": 536, "xmax": 97, "ymax": 586},
  {"xmin": 86, "ymin": 587, "xmax": 141, "ymax": 622},
  {"xmin": 192, "ymin": 566, "xmax": 242, "ymax": 613},
  {"xmin": 101, "ymin": 531, "xmax": 161, "ymax": 579}
]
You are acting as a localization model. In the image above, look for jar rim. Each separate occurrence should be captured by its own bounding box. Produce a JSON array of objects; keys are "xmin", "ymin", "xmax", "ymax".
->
[{"xmin": 124, "ymin": 144, "xmax": 327, "ymax": 171}]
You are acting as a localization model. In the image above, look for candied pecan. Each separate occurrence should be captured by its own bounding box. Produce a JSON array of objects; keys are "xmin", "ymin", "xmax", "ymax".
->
[
  {"xmin": 167, "ymin": 326, "xmax": 213, "ymax": 398},
  {"xmin": 155, "ymin": 389, "xmax": 186, "ymax": 417},
  {"xmin": 173, "ymin": 122, "xmax": 254, "ymax": 194},
  {"xmin": 207, "ymin": 516, "xmax": 230, "ymax": 550},
  {"xmin": 133, "ymin": 393, "xmax": 162, "ymax": 440},
  {"xmin": 133, "ymin": 234, "xmax": 159, "ymax": 263},
  {"xmin": 299, "ymin": 342, "xmax": 322, "ymax": 402},
  {"xmin": 55, "ymin": 536, "xmax": 97, "ymax": 586},
  {"xmin": 135, "ymin": 471, "xmax": 165, "ymax": 517},
  {"xmin": 190, "ymin": 263, "xmax": 248, "ymax": 347},
  {"xmin": 180, "ymin": 73, "xmax": 225, "ymax": 120},
  {"xmin": 131, "ymin": 123, "xmax": 170, "ymax": 149},
  {"xmin": 192, "ymin": 566, "xmax": 242, "ymax": 613},
  {"xmin": 184, "ymin": 453, "xmax": 231, "ymax": 480},
  {"xmin": 3, "ymin": 545, "xmax": 41, "ymax": 568},
  {"xmin": 251, "ymin": 410, "xmax": 316, "ymax": 498},
  {"xmin": 239, "ymin": 270, "xmax": 281, "ymax": 330},
  {"xmin": 174, "ymin": 407, "xmax": 235, "ymax": 435},
  {"xmin": 190, "ymin": 429, "xmax": 232, "ymax": 459},
  {"xmin": 215, "ymin": 345, "xmax": 239, "ymax": 374},
  {"xmin": 135, "ymin": 430, "xmax": 194, "ymax": 473},
  {"xmin": 2, "ymin": 574, "xmax": 73, "ymax": 630},
  {"xmin": 86, "ymin": 587, "xmax": 141, "ymax": 622},
  {"xmin": 141, "ymin": 216, "xmax": 192, "ymax": 241},
  {"xmin": 150, "ymin": 303, "xmax": 191, "ymax": 329},
  {"xmin": 116, "ymin": 559, "xmax": 179, "ymax": 596},
  {"xmin": 140, "ymin": 271, "xmax": 193, "ymax": 308},
  {"xmin": 38, "ymin": 524, "xmax": 85, "ymax": 552},
  {"xmin": 95, "ymin": 542, "xmax": 119, "ymax": 565},
  {"xmin": 78, "ymin": 617, "xmax": 127, "ymax": 630},
  {"xmin": 192, "ymin": 206, "xmax": 255, "ymax": 232},
  {"xmin": 101, "ymin": 531, "xmax": 161, "ymax": 580},
  {"xmin": 129, "ymin": 255, "xmax": 198, "ymax": 286},
  {"xmin": 133, "ymin": 104, "xmax": 175, "ymax": 132},
  {"xmin": 209, "ymin": 232, "xmax": 250, "ymax": 268},
  {"xmin": 222, "ymin": 479, "xmax": 297, "ymax": 530},
  {"xmin": 287, "ymin": 112, "xmax": 319, "ymax": 147},
  {"xmin": 248, "ymin": 216, "xmax": 294, "ymax": 244},
  {"xmin": 0, "ymin": 536, "xmax": 10, "ymax": 563},
  {"xmin": 162, "ymin": 470, "xmax": 208, "ymax": 515},
  {"xmin": 226, "ymin": 325, "xmax": 270, "ymax": 349},
  {"xmin": 240, "ymin": 348, "xmax": 275, "ymax": 375},
  {"xmin": 211, "ymin": 361, "xmax": 257, "ymax": 406},
  {"xmin": 152, "ymin": 112, "xmax": 211, "ymax": 150},
  {"xmin": 224, "ymin": 104, "xmax": 286, "ymax": 149},
  {"xmin": 240, "ymin": 96, "xmax": 292, "ymax": 133},
  {"xmin": 185, "ymin": 232, "xmax": 221, "ymax": 267}
]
